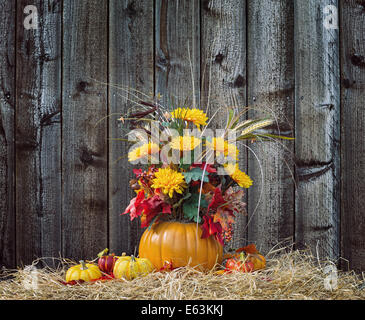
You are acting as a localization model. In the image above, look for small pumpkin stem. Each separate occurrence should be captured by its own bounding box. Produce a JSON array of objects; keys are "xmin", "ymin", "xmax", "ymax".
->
[
  {"xmin": 131, "ymin": 255, "xmax": 136, "ymax": 262},
  {"xmin": 239, "ymin": 252, "xmax": 246, "ymax": 262},
  {"xmin": 79, "ymin": 260, "xmax": 88, "ymax": 270}
]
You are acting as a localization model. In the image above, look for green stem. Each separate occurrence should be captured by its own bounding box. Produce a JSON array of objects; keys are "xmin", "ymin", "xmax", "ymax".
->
[{"xmin": 79, "ymin": 260, "xmax": 88, "ymax": 270}]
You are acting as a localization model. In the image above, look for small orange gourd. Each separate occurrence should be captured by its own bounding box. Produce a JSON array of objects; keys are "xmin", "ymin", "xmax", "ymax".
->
[
  {"xmin": 113, "ymin": 255, "xmax": 154, "ymax": 280},
  {"xmin": 65, "ymin": 260, "xmax": 102, "ymax": 282},
  {"xmin": 223, "ymin": 244, "xmax": 266, "ymax": 271},
  {"xmin": 249, "ymin": 253, "xmax": 266, "ymax": 270},
  {"xmin": 225, "ymin": 253, "xmax": 255, "ymax": 273}
]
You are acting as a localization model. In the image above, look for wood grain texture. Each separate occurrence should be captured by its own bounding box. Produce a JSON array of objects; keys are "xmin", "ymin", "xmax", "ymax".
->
[
  {"xmin": 0, "ymin": 0, "xmax": 15, "ymax": 268},
  {"xmin": 0, "ymin": 0, "xmax": 362, "ymax": 271},
  {"xmin": 294, "ymin": 0, "xmax": 340, "ymax": 261},
  {"xmin": 340, "ymin": 0, "xmax": 365, "ymax": 271},
  {"xmin": 108, "ymin": 0, "xmax": 154, "ymax": 255},
  {"xmin": 155, "ymin": 0, "xmax": 200, "ymax": 108},
  {"xmin": 15, "ymin": 0, "xmax": 62, "ymax": 266},
  {"xmin": 247, "ymin": 0, "xmax": 295, "ymax": 254},
  {"xmin": 200, "ymin": 0, "xmax": 248, "ymax": 249},
  {"xmin": 62, "ymin": 0, "xmax": 108, "ymax": 260}
]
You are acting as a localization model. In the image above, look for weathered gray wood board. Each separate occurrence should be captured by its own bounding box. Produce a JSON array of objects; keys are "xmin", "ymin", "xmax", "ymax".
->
[
  {"xmin": 0, "ymin": 0, "xmax": 363, "ymax": 272},
  {"xmin": 200, "ymin": 0, "xmax": 248, "ymax": 249},
  {"xmin": 340, "ymin": 0, "xmax": 365, "ymax": 272},
  {"xmin": 0, "ymin": 0, "xmax": 15, "ymax": 268},
  {"xmin": 109, "ymin": 0, "xmax": 154, "ymax": 255},
  {"xmin": 155, "ymin": 0, "xmax": 200, "ymax": 108},
  {"xmin": 247, "ymin": 0, "xmax": 295, "ymax": 253},
  {"xmin": 62, "ymin": 0, "xmax": 108, "ymax": 260},
  {"xmin": 15, "ymin": 0, "xmax": 62, "ymax": 266},
  {"xmin": 294, "ymin": 0, "xmax": 340, "ymax": 261}
]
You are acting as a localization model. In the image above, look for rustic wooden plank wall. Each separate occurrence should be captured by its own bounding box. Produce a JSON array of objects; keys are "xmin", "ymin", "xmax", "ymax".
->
[
  {"xmin": 294, "ymin": 0, "xmax": 341, "ymax": 262},
  {"xmin": 155, "ymin": 0, "xmax": 200, "ymax": 110},
  {"xmin": 340, "ymin": 0, "xmax": 365, "ymax": 272},
  {"xmin": 0, "ymin": 0, "xmax": 364, "ymax": 272},
  {"xmin": 15, "ymin": 0, "xmax": 62, "ymax": 266},
  {"xmin": 201, "ymin": 0, "xmax": 248, "ymax": 250},
  {"xmin": 0, "ymin": 0, "xmax": 16, "ymax": 268},
  {"xmin": 109, "ymin": 0, "xmax": 154, "ymax": 255},
  {"xmin": 62, "ymin": 0, "xmax": 108, "ymax": 261},
  {"xmin": 247, "ymin": 0, "xmax": 295, "ymax": 253}
]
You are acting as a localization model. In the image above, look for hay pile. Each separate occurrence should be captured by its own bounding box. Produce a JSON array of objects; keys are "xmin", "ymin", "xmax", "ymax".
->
[{"xmin": 1, "ymin": 247, "xmax": 364, "ymax": 300}]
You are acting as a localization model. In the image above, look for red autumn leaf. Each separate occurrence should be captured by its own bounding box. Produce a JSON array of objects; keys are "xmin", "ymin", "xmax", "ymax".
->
[
  {"xmin": 90, "ymin": 273, "xmax": 114, "ymax": 281},
  {"xmin": 207, "ymin": 187, "xmax": 226, "ymax": 214},
  {"xmin": 133, "ymin": 168, "xmax": 143, "ymax": 177},
  {"xmin": 201, "ymin": 215, "xmax": 224, "ymax": 245},
  {"xmin": 140, "ymin": 214, "xmax": 153, "ymax": 229},
  {"xmin": 159, "ymin": 260, "xmax": 174, "ymax": 272},
  {"xmin": 122, "ymin": 189, "xmax": 145, "ymax": 220},
  {"xmin": 223, "ymin": 187, "xmax": 246, "ymax": 214},
  {"xmin": 190, "ymin": 180, "xmax": 201, "ymax": 187},
  {"xmin": 190, "ymin": 162, "xmax": 217, "ymax": 173},
  {"xmin": 59, "ymin": 279, "xmax": 85, "ymax": 286},
  {"xmin": 139, "ymin": 194, "xmax": 171, "ymax": 228}
]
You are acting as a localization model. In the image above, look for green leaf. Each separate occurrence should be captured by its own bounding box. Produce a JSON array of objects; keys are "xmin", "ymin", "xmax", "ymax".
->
[
  {"xmin": 236, "ymin": 132, "xmax": 295, "ymax": 141},
  {"xmin": 183, "ymin": 193, "xmax": 208, "ymax": 223},
  {"xmin": 147, "ymin": 213, "xmax": 162, "ymax": 230},
  {"xmin": 172, "ymin": 192, "xmax": 192, "ymax": 208},
  {"xmin": 226, "ymin": 108, "xmax": 235, "ymax": 129},
  {"xmin": 183, "ymin": 167, "xmax": 209, "ymax": 184},
  {"xmin": 257, "ymin": 133, "xmax": 295, "ymax": 140},
  {"xmin": 179, "ymin": 161, "xmax": 191, "ymax": 171}
]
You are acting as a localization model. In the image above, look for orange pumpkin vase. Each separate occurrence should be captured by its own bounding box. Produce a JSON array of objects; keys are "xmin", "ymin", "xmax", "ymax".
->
[{"xmin": 138, "ymin": 221, "xmax": 223, "ymax": 271}]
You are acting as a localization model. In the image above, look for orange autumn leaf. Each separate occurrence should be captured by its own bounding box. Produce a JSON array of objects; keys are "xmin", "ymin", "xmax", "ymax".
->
[
  {"xmin": 201, "ymin": 182, "xmax": 217, "ymax": 194},
  {"xmin": 214, "ymin": 269, "xmax": 226, "ymax": 275},
  {"xmin": 235, "ymin": 243, "xmax": 258, "ymax": 254},
  {"xmin": 223, "ymin": 244, "xmax": 260, "ymax": 260},
  {"xmin": 223, "ymin": 253, "xmax": 235, "ymax": 260},
  {"xmin": 212, "ymin": 208, "xmax": 235, "ymax": 231}
]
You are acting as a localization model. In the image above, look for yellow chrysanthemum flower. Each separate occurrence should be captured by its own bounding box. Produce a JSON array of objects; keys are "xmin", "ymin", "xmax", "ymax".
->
[
  {"xmin": 171, "ymin": 108, "xmax": 208, "ymax": 128},
  {"xmin": 224, "ymin": 163, "xmax": 253, "ymax": 188},
  {"xmin": 170, "ymin": 135, "xmax": 202, "ymax": 151},
  {"xmin": 151, "ymin": 167, "xmax": 187, "ymax": 198},
  {"xmin": 128, "ymin": 142, "xmax": 160, "ymax": 162},
  {"xmin": 206, "ymin": 137, "xmax": 239, "ymax": 160}
]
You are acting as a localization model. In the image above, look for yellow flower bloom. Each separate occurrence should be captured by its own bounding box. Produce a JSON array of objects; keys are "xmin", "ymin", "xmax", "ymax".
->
[
  {"xmin": 171, "ymin": 108, "xmax": 208, "ymax": 128},
  {"xmin": 206, "ymin": 137, "xmax": 239, "ymax": 160},
  {"xmin": 224, "ymin": 163, "xmax": 253, "ymax": 188},
  {"xmin": 151, "ymin": 167, "xmax": 187, "ymax": 198},
  {"xmin": 170, "ymin": 135, "xmax": 202, "ymax": 151},
  {"xmin": 128, "ymin": 142, "xmax": 160, "ymax": 162}
]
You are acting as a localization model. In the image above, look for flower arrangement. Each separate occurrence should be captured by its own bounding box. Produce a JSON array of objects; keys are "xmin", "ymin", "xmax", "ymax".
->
[{"xmin": 120, "ymin": 98, "xmax": 291, "ymax": 247}]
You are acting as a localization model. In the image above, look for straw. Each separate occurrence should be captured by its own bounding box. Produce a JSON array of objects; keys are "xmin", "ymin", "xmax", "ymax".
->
[{"xmin": 1, "ymin": 247, "xmax": 364, "ymax": 300}]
